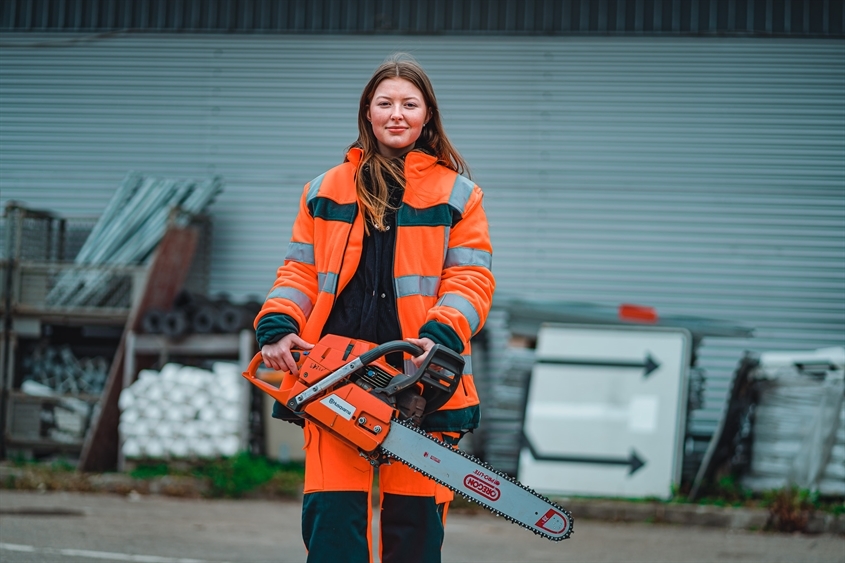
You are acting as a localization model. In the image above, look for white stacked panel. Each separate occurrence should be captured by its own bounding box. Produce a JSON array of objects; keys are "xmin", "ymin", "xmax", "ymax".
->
[
  {"xmin": 742, "ymin": 347, "xmax": 845, "ymax": 496},
  {"xmin": 20, "ymin": 380, "xmax": 93, "ymax": 443}
]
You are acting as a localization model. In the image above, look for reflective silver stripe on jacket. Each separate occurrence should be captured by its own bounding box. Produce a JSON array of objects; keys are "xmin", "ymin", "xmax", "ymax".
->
[
  {"xmin": 448, "ymin": 175, "xmax": 475, "ymax": 214},
  {"xmin": 395, "ymin": 275, "xmax": 440, "ymax": 298},
  {"xmin": 317, "ymin": 272, "xmax": 338, "ymax": 295},
  {"xmin": 444, "ymin": 247, "xmax": 492, "ymax": 270},
  {"xmin": 306, "ymin": 172, "xmax": 326, "ymax": 205},
  {"xmin": 285, "ymin": 242, "xmax": 315, "ymax": 265},
  {"xmin": 265, "ymin": 287, "xmax": 314, "ymax": 318},
  {"xmin": 436, "ymin": 294, "xmax": 481, "ymax": 334},
  {"xmin": 443, "ymin": 175, "xmax": 475, "ymax": 265},
  {"xmin": 462, "ymin": 354, "xmax": 473, "ymax": 375}
]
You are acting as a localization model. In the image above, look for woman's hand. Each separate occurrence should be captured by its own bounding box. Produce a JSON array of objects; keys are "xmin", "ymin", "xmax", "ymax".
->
[
  {"xmin": 261, "ymin": 333, "xmax": 314, "ymax": 375},
  {"xmin": 405, "ymin": 337, "xmax": 436, "ymax": 370}
]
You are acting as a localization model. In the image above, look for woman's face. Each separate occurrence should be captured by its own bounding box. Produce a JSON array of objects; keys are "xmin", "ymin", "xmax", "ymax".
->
[{"xmin": 367, "ymin": 77, "xmax": 429, "ymax": 158}]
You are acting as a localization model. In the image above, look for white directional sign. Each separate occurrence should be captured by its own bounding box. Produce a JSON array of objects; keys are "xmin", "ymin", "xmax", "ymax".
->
[{"xmin": 518, "ymin": 324, "xmax": 691, "ymax": 499}]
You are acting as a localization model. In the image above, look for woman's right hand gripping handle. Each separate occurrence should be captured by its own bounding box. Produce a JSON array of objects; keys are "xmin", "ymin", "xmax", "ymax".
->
[{"xmin": 260, "ymin": 333, "xmax": 314, "ymax": 375}]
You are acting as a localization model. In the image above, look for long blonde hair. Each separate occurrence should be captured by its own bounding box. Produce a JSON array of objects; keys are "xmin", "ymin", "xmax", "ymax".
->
[{"xmin": 350, "ymin": 53, "xmax": 469, "ymax": 231}]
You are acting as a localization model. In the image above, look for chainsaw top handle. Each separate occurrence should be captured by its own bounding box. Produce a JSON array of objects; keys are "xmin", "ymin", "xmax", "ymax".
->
[
  {"xmin": 245, "ymin": 340, "xmax": 421, "ymax": 377},
  {"xmin": 242, "ymin": 340, "xmax": 423, "ymax": 401},
  {"xmin": 358, "ymin": 340, "xmax": 423, "ymax": 365}
]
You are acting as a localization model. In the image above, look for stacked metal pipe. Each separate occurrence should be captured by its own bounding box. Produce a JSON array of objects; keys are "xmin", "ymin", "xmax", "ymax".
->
[
  {"xmin": 141, "ymin": 290, "xmax": 261, "ymax": 338},
  {"xmin": 22, "ymin": 344, "xmax": 109, "ymax": 396},
  {"xmin": 118, "ymin": 362, "xmax": 244, "ymax": 459},
  {"xmin": 46, "ymin": 172, "xmax": 223, "ymax": 307},
  {"xmin": 476, "ymin": 309, "xmax": 534, "ymax": 474}
]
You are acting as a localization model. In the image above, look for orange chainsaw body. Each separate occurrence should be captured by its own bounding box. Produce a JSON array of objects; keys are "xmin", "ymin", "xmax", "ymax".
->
[
  {"xmin": 285, "ymin": 335, "xmax": 375, "ymax": 401},
  {"xmin": 244, "ymin": 335, "xmax": 402, "ymax": 452},
  {"xmin": 302, "ymin": 382, "xmax": 394, "ymax": 452},
  {"xmin": 243, "ymin": 334, "xmax": 464, "ymax": 455}
]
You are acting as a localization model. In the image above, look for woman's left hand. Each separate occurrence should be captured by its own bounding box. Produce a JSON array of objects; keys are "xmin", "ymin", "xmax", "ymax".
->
[{"xmin": 404, "ymin": 337, "xmax": 436, "ymax": 369}]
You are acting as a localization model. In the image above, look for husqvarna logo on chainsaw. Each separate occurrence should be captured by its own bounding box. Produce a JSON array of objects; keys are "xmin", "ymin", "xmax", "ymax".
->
[
  {"xmin": 464, "ymin": 470, "xmax": 501, "ymax": 501},
  {"xmin": 320, "ymin": 394, "xmax": 355, "ymax": 420}
]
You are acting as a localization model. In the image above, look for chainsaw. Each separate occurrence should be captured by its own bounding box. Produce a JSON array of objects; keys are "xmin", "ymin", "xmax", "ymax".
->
[{"xmin": 242, "ymin": 334, "xmax": 573, "ymax": 542}]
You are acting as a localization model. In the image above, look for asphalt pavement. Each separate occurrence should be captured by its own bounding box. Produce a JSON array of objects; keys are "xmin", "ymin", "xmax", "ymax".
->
[{"xmin": 0, "ymin": 490, "xmax": 842, "ymax": 563}]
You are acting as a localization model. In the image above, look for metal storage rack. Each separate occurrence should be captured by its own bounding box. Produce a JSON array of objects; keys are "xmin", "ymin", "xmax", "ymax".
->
[
  {"xmin": 0, "ymin": 203, "xmax": 211, "ymax": 459},
  {"xmin": 0, "ymin": 204, "xmax": 140, "ymax": 458}
]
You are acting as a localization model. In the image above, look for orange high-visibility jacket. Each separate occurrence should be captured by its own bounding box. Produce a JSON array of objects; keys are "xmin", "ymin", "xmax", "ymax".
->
[{"xmin": 256, "ymin": 147, "xmax": 495, "ymax": 429}]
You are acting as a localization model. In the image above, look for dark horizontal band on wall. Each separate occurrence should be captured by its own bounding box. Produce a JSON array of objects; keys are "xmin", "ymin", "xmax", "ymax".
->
[{"xmin": 2, "ymin": 0, "xmax": 843, "ymax": 37}]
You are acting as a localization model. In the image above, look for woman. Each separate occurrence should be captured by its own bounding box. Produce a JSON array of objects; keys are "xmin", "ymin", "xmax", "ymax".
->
[{"xmin": 255, "ymin": 54, "xmax": 495, "ymax": 563}]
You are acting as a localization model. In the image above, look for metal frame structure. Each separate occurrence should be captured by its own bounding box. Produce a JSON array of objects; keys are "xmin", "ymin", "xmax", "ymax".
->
[{"xmin": 1, "ymin": 0, "xmax": 843, "ymax": 37}]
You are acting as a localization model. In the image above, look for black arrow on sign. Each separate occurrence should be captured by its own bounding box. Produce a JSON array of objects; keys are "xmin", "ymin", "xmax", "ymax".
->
[
  {"xmin": 536, "ymin": 353, "xmax": 660, "ymax": 377},
  {"xmin": 523, "ymin": 435, "xmax": 647, "ymax": 475}
]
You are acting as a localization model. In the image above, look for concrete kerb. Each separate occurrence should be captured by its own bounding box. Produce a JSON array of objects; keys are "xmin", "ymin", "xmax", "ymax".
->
[
  {"xmin": 558, "ymin": 499, "xmax": 768, "ymax": 529},
  {"xmin": 0, "ymin": 464, "xmax": 210, "ymax": 498},
  {"xmin": 555, "ymin": 498, "xmax": 845, "ymax": 534}
]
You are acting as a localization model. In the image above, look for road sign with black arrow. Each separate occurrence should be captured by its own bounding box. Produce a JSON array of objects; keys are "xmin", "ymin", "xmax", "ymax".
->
[
  {"xmin": 522, "ymin": 434, "xmax": 647, "ymax": 475},
  {"xmin": 518, "ymin": 324, "xmax": 691, "ymax": 500},
  {"xmin": 536, "ymin": 354, "xmax": 661, "ymax": 378}
]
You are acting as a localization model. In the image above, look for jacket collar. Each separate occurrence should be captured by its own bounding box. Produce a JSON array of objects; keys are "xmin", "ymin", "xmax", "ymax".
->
[{"xmin": 345, "ymin": 147, "xmax": 438, "ymax": 182}]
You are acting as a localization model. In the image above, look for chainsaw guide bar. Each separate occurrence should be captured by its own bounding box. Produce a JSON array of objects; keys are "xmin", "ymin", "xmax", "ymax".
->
[{"xmin": 380, "ymin": 419, "xmax": 573, "ymax": 541}]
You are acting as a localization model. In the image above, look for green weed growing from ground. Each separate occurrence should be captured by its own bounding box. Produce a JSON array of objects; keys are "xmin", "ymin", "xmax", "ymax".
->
[
  {"xmin": 130, "ymin": 453, "xmax": 305, "ymax": 498},
  {"xmin": 195, "ymin": 453, "xmax": 280, "ymax": 497},
  {"xmin": 696, "ymin": 475, "xmax": 754, "ymax": 507},
  {"xmin": 762, "ymin": 487, "xmax": 814, "ymax": 532}
]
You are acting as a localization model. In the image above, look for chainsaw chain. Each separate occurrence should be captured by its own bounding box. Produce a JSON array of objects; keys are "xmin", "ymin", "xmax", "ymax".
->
[{"xmin": 379, "ymin": 418, "xmax": 574, "ymax": 542}]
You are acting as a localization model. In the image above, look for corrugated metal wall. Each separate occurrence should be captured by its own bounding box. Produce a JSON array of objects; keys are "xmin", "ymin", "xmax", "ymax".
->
[{"xmin": 1, "ymin": 34, "xmax": 843, "ymax": 437}]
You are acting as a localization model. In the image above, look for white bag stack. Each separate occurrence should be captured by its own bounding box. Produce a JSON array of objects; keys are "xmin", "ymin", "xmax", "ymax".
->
[{"xmin": 119, "ymin": 362, "xmax": 244, "ymax": 459}]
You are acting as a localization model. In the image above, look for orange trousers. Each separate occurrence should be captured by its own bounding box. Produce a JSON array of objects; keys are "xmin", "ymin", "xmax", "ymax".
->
[{"xmin": 301, "ymin": 420, "xmax": 459, "ymax": 563}]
